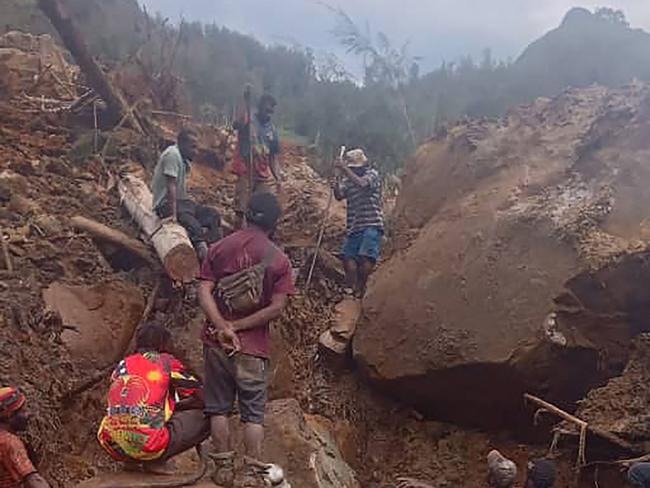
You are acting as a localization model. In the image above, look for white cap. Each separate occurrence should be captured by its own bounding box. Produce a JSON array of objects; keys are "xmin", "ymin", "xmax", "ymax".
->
[{"xmin": 345, "ymin": 148, "xmax": 368, "ymax": 168}]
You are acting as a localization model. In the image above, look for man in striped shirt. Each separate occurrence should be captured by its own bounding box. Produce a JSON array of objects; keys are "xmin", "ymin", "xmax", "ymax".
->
[{"xmin": 333, "ymin": 148, "xmax": 384, "ymax": 298}]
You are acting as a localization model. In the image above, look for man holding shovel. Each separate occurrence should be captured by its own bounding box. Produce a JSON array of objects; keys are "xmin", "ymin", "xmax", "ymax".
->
[{"xmin": 232, "ymin": 87, "xmax": 282, "ymax": 228}]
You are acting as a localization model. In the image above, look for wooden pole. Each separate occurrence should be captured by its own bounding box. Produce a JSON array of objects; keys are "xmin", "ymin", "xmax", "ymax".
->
[
  {"xmin": 71, "ymin": 216, "xmax": 155, "ymax": 265},
  {"xmin": 118, "ymin": 173, "xmax": 199, "ymax": 284},
  {"xmin": 37, "ymin": 0, "xmax": 145, "ymax": 131},
  {"xmin": 524, "ymin": 393, "xmax": 640, "ymax": 454}
]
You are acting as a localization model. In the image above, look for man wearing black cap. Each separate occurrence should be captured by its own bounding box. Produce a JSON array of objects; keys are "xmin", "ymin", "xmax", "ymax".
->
[{"xmin": 198, "ymin": 192, "xmax": 294, "ymax": 487}]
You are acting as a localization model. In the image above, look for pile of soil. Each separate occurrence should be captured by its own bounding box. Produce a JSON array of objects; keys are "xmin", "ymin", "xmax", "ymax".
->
[{"xmin": 1, "ymin": 30, "xmax": 636, "ymax": 488}]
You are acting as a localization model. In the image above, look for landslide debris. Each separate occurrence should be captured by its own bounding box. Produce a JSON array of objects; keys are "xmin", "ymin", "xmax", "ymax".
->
[{"xmin": 355, "ymin": 83, "xmax": 650, "ymax": 430}]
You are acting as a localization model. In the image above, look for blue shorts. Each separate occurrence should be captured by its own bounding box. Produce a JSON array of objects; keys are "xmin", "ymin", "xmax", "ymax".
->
[{"xmin": 342, "ymin": 227, "xmax": 383, "ymax": 262}]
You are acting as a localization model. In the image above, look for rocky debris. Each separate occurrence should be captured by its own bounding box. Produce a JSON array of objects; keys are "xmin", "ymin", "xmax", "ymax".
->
[
  {"xmin": 568, "ymin": 334, "xmax": 650, "ymax": 447},
  {"xmin": 42, "ymin": 281, "xmax": 144, "ymax": 369},
  {"xmin": 355, "ymin": 83, "xmax": 650, "ymax": 429},
  {"xmin": 319, "ymin": 298, "xmax": 361, "ymax": 357},
  {"xmin": 0, "ymin": 30, "xmax": 79, "ymax": 99},
  {"xmin": 259, "ymin": 399, "xmax": 360, "ymax": 488}
]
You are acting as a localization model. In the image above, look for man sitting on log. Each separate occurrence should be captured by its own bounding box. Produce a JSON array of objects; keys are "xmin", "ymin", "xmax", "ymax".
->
[
  {"xmin": 198, "ymin": 192, "xmax": 295, "ymax": 487},
  {"xmin": 152, "ymin": 128, "xmax": 221, "ymax": 260},
  {"xmin": 97, "ymin": 323, "xmax": 209, "ymax": 474},
  {"xmin": 0, "ymin": 387, "xmax": 51, "ymax": 488},
  {"xmin": 333, "ymin": 148, "xmax": 384, "ymax": 298}
]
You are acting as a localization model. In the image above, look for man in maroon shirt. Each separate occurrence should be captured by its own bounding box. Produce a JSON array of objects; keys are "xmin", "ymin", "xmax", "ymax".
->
[{"xmin": 198, "ymin": 192, "xmax": 294, "ymax": 487}]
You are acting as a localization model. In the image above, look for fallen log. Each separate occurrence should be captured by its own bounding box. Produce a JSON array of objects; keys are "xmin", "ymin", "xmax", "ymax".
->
[
  {"xmin": 71, "ymin": 216, "xmax": 154, "ymax": 265},
  {"xmin": 37, "ymin": 0, "xmax": 146, "ymax": 132},
  {"xmin": 118, "ymin": 173, "xmax": 198, "ymax": 283}
]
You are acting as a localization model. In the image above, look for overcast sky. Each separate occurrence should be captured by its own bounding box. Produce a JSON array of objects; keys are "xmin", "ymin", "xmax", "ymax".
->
[{"xmin": 138, "ymin": 1, "xmax": 650, "ymax": 73}]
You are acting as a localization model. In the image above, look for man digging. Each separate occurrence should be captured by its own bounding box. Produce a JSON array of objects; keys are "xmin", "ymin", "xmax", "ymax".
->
[
  {"xmin": 198, "ymin": 192, "xmax": 294, "ymax": 487},
  {"xmin": 232, "ymin": 90, "xmax": 282, "ymax": 228},
  {"xmin": 333, "ymin": 148, "xmax": 384, "ymax": 299}
]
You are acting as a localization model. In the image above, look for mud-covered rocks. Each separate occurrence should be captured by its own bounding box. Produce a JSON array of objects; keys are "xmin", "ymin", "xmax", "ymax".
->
[
  {"xmin": 262, "ymin": 399, "xmax": 360, "ymax": 488},
  {"xmin": 354, "ymin": 84, "xmax": 650, "ymax": 428}
]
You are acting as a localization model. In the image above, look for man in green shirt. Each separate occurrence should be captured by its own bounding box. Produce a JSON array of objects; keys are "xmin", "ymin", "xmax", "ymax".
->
[{"xmin": 152, "ymin": 129, "xmax": 221, "ymax": 259}]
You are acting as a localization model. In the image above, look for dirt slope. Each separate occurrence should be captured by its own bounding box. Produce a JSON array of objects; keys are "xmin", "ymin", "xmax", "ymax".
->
[{"xmin": 356, "ymin": 83, "xmax": 650, "ymax": 429}]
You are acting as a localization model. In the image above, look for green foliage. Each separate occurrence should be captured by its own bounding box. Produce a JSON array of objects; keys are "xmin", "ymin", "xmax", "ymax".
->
[{"xmin": 4, "ymin": 1, "xmax": 650, "ymax": 176}]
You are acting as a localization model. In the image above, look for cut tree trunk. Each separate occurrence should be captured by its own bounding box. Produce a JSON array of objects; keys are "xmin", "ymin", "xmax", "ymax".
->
[
  {"xmin": 37, "ymin": 0, "xmax": 145, "ymax": 132},
  {"xmin": 118, "ymin": 173, "xmax": 199, "ymax": 283},
  {"xmin": 71, "ymin": 216, "xmax": 154, "ymax": 265}
]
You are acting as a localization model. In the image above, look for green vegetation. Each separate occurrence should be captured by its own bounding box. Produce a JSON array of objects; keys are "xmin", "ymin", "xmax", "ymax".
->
[{"xmin": 3, "ymin": 2, "xmax": 649, "ymax": 175}]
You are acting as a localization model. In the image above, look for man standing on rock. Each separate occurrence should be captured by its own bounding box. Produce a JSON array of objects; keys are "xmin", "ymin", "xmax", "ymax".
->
[
  {"xmin": 0, "ymin": 387, "xmax": 51, "ymax": 488},
  {"xmin": 152, "ymin": 128, "xmax": 221, "ymax": 260},
  {"xmin": 232, "ymin": 89, "xmax": 282, "ymax": 228},
  {"xmin": 333, "ymin": 148, "xmax": 384, "ymax": 298},
  {"xmin": 198, "ymin": 192, "xmax": 294, "ymax": 487}
]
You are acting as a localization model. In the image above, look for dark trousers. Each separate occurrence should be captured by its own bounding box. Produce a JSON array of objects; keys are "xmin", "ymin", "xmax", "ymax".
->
[
  {"xmin": 157, "ymin": 199, "xmax": 222, "ymax": 246},
  {"xmin": 629, "ymin": 463, "xmax": 650, "ymax": 487},
  {"xmin": 159, "ymin": 409, "xmax": 210, "ymax": 461}
]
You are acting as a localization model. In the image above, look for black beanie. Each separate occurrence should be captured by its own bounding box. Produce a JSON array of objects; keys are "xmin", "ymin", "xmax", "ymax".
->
[
  {"xmin": 247, "ymin": 192, "xmax": 282, "ymax": 231},
  {"xmin": 528, "ymin": 459, "xmax": 557, "ymax": 488}
]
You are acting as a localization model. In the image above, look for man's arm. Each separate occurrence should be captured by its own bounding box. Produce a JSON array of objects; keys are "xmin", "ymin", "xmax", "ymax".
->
[
  {"xmin": 166, "ymin": 175, "xmax": 178, "ymax": 221},
  {"xmin": 332, "ymin": 174, "xmax": 347, "ymax": 201},
  {"xmin": 270, "ymin": 155, "xmax": 281, "ymax": 182},
  {"xmin": 24, "ymin": 473, "xmax": 51, "ymax": 488},
  {"xmin": 232, "ymin": 294, "xmax": 288, "ymax": 332},
  {"xmin": 340, "ymin": 165, "xmax": 371, "ymax": 188},
  {"xmin": 198, "ymin": 280, "xmax": 240, "ymax": 351}
]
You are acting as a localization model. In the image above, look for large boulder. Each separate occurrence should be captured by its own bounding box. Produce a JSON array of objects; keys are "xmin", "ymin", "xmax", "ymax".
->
[{"xmin": 355, "ymin": 84, "xmax": 650, "ymax": 429}]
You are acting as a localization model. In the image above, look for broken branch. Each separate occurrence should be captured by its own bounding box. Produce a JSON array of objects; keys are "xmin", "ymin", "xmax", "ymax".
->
[
  {"xmin": 71, "ymin": 216, "xmax": 155, "ymax": 265},
  {"xmin": 0, "ymin": 228, "xmax": 13, "ymax": 273},
  {"xmin": 524, "ymin": 393, "xmax": 641, "ymax": 457}
]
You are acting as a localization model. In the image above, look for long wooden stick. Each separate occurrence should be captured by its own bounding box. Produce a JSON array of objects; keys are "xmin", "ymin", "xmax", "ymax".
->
[
  {"xmin": 524, "ymin": 393, "xmax": 640, "ymax": 453},
  {"xmin": 71, "ymin": 215, "xmax": 154, "ymax": 265},
  {"xmin": 305, "ymin": 145, "xmax": 346, "ymax": 291}
]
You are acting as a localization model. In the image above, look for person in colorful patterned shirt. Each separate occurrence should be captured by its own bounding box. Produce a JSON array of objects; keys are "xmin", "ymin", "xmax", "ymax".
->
[
  {"xmin": 97, "ymin": 323, "xmax": 209, "ymax": 474},
  {"xmin": 0, "ymin": 387, "xmax": 51, "ymax": 488}
]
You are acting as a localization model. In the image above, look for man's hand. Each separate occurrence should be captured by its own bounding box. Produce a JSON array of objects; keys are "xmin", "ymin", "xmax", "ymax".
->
[
  {"xmin": 217, "ymin": 327, "xmax": 241, "ymax": 355},
  {"xmin": 160, "ymin": 215, "xmax": 177, "ymax": 225}
]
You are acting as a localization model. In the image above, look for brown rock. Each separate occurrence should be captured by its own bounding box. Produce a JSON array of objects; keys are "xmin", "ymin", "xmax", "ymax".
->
[
  {"xmin": 261, "ymin": 399, "xmax": 360, "ymax": 488},
  {"xmin": 355, "ymin": 84, "xmax": 650, "ymax": 429}
]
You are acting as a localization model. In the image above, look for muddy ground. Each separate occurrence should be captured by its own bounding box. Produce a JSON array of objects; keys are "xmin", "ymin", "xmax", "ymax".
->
[{"xmin": 0, "ymin": 33, "xmax": 642, "ymax": 488}]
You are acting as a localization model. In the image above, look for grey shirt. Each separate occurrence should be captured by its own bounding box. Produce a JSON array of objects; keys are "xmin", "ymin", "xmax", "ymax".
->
[{"xmin": 151, "ymin": 144, "xmax": 191, "ymax": 211}]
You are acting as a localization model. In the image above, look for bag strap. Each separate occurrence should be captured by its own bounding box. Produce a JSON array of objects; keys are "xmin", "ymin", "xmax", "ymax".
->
[{"xmin": 260, "ymin": 242, "xmax": 276, "ymax": 270}]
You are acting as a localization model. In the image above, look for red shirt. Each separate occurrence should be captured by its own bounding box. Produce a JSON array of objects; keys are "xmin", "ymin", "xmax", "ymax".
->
[
  {"xmin": 199, "ymin": 227, "xmax": 295, "ymax": 358},
  {"xmin": 0, "ymin": 431, "xmax": 36, "ymax": 488},
  {"xmin": 97, "ymin": 352, "xmax": 200, "ymax": 462}
]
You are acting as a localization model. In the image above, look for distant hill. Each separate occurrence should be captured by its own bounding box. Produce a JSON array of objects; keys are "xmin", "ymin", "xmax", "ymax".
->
[{"xmin": 509, "ymin": 7, "xmax": 650, "ymax": 100}]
